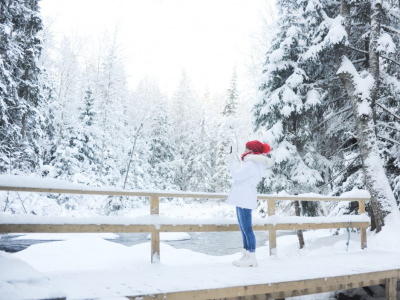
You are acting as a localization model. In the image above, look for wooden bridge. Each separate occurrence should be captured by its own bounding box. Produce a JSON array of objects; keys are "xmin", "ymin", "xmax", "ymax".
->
[{"xmin": 0, "ymin": 183, "xmax": 398, "ymax": 299}]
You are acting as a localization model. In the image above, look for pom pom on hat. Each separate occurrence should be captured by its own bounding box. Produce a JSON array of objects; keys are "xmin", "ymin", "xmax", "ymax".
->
[
  {"xmin": 263, "ymin": 143, "xmax": 271, "ymax": 154},
  {"xmin": 245, "ymin": 140, "xmax": 271, "ymax": 154}
]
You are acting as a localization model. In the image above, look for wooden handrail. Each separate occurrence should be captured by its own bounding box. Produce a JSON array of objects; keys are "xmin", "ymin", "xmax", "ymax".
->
[{"xmin": 0, "ymin": 185, "xmax": 370, "ymax": 202}]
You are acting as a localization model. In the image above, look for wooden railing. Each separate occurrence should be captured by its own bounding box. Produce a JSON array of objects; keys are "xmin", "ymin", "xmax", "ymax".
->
[{"xmin": 0, "ymin": 185, "xmax": 370, "ymax": 263}]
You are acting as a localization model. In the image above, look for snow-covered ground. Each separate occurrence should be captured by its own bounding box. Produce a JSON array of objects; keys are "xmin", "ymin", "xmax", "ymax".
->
[{"xmin": 1, "ymin": 212, "xmax": 400, "ymax": 300}]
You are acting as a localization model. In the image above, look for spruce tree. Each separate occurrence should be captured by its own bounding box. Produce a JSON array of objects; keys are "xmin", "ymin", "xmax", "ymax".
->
[
  {"xmin": 0, "ymin": 0, "xmax": 45, "ymax": 174},
  {"xmin": 170, "ymin": 71, "xmax": 200, "ymax": 191},
  {"xmin": 213, "ymin": 71, "xmax": 241, "ymax": 193},
  {"xmin": 189, "ymin": 114, "xmax": 212, "ymax": 192},
  {"xmin": 254, "ymin": 0, "xmax": 323, "ymax": 200}
]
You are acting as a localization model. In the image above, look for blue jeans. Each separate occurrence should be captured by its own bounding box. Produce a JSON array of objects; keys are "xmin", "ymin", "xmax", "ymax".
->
[{"xmin": 236, "ymin": 207, "xmax": 256, "ymax": 253}]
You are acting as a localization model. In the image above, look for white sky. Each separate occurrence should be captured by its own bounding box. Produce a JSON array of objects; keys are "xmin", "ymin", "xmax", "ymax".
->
[{"xmin": 39, "ymin": 0, "xmax": 270, "ymax": 96}]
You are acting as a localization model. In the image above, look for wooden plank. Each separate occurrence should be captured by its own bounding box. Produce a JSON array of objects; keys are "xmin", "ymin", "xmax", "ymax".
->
[
  {"xmin": 0, "ymin": 186, "xmax": 229, "ymax": 199},
  {"xmin": 273, "ymin": 222, "xmax": 370, "ymax": 230},
  {"xmin": 0, "ymin": 222, "xmax": 370, "ymax": 234},
  {"xmin": 359, "ymin": 200, "xmax": 367, "ymax": 249},
  {"xmin": 0, "ymin": 186, "xmax": 370, "ymax": 202},
  {"xmin": 0, "ymin": 224, "xmax": 157, "ymax": 233},
  {"xmin": 386, "ymin": 277, "xmax": 397, "ymax": 300},
  {"xmin": 127, "ymin": 269, "xmax": 400, "ymax": 300},
  {"xmin": 267, "ymin": 199, "xmax": 277, "ymax": 257},
  {"xmin": 258, "ymin": 196, "xmax": 370, "ymax": 202},
  {"xmin": 150, "ymin": 196, "xmax": 160, "ymax": 263}
]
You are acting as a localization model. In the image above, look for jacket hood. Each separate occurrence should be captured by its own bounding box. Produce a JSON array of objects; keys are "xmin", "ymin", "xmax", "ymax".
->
[{"xmin": 244, "ymin": 154, "xmax": 273, "ymax": 168}]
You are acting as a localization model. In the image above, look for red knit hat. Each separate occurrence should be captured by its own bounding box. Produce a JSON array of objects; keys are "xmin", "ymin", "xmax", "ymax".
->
[{"xmin": 246, "ymin": 140, "xmax": 271, "ymax": 154}]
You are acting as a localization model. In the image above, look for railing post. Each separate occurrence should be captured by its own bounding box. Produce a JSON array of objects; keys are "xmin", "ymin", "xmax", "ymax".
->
[
  {"xmin": 150, "ymin": 196, "xmax": 160, "ymax": 263},
  {"xmin": 386, "ymin": 277, "xmax": 397, "ymax": 300},
  {"xmin": 268, "ymin": 199, "xmax": 277, "ymax": 256},
  {"xmin": 359, "ymin": 200, "xmax": 367, "ymax": 249}
]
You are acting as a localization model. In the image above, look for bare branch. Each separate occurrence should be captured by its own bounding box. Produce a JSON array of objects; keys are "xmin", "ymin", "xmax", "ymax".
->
[
  {"xmin": 352, "ymin": 58, "xmax": 366, "ymax": 64},
  {"xmin": 348, "ymin": 45, "xmax": 400, "ymax": 66},
  {"xmin": 376, "ymin": 102, "xmax": 400, "ymax": 121},
  {"xmin": 377, "ymin": 135, "xmax": 400, "ymax": 145},
  {"xmin": 348, "ymin": 46, "xmax": 368, "ymax": 54},
  {"xmin": 314, "ymin": 106, "xmax": 352, "ymax": 130},
  {"xmin": 388, "ymin": 11, "xmax": 400, "ymax": 22},
  {"xmin": 17, "ymin": 193, "xmax": 27, "ymax": 214},
  {"xmin": 380, "ymin": 55, "xmax": 400, "ymax": 67},
  {"xmin": 318, "ymin": 155, "xmax": 361, "ymax": 189},
  {"xmin": 377, "ymin": 122, "xmax": 400, "ymax": 133},
  {"xmin": 381, "ymin": 24, "xmax": 400, "ymax": 36}
]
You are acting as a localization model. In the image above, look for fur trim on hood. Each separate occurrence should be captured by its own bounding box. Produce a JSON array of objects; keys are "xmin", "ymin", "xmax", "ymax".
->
[{"xmin": 244, "ymin": 154, "xmax": 273, "ymax": 168}]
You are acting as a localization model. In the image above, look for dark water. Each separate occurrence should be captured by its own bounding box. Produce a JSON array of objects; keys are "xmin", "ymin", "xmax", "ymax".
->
[{"xmin": 0, "ymin": 231, "xmax": 295, "ymax": 255}]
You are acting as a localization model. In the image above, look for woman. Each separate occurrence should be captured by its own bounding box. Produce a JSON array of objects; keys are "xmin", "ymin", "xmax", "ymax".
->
[{"xmin": 227, "ymin": 140, "xmax": 273, "ymax": 267}]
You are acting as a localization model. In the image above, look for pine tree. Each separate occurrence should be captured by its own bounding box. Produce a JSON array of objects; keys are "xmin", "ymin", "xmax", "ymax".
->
[
  {"xmin": 138, "ymin": 80, "xmax": 176, "ymax": 191},
  {"xmin": 169, "ymin": 71, "xmax": 201, "ymax": 191},
  {"xmin": 188, "ymin": 114, "xmax": 212, "ymax": 192},
  {"xmin": 222, "ymin": 69, "xmax": 239, "ymax": 117},
  {"xmin": 0, "ymin": 0, "xmax": 45, "ymax": 174},
  {"xmin": 213, "ymin": 71, "xmax": 240, "ymax": 194},
  {"xmin": 254, "ymin": 0, "xmax": 323, "ymax": 200},
  {"xmin": 94, "ymin": 33, "xmax": 131, "ymax": 187},
  {"xmin": 273, "ymin": 0, "xmax": 400, "ymax": 228},
  {"xmin": 78, "ymin": 89, "xmax": 100, "ymax": 181}
]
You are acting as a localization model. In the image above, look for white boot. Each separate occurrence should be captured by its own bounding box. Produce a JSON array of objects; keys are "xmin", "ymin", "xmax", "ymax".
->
[
  {"xmin": 232, "ymin": 249, "xmax": 249, "ymax": 266},
  {"xmin": 233, "ymin": 252, "xmax": 258, "ymax": 267}
]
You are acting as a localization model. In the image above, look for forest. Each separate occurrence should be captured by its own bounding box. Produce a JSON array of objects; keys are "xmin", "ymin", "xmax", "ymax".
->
[{"xmin": 0, "ymin": 0, "xmax": 399, "ymax": 231}]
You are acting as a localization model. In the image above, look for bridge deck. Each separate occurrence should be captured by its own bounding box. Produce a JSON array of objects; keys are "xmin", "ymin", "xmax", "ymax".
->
[
  {"xmin": 123, "ymin": 249, "xmax": 400, "ymax": 300},
  {"xmin": 8, "ymin": 242, "xmax": 397, "ymax": 300}
]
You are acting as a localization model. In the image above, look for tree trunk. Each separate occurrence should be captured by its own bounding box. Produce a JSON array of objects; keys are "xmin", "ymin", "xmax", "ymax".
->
[
  {"xmin": 123, "ymin": 123, "xmax": 144, "ymax": 189},
  {"xmin": 337, "ymin": 0, "xmax": 397, "ymax": 232},
  {"xmin": 294, "ymin": 200, "xmax": 305, "ymax": 249}
]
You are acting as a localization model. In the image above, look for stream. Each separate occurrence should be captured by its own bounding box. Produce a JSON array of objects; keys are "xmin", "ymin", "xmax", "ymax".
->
[{"xmin": 0, "ymin": 231, "xmax": 296, "ymax": 255}]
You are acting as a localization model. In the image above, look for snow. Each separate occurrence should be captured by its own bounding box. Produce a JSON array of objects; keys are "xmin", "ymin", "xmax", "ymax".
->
[
  {"xmin": 0, "ymin": 251, "xmax": 65, "ymax": 300},
  {"xmin": 1, "ymin": 224, "xmax": 400, "ymax": 300},
  {"xmin": 337, "ymin": 187, "xmax": 371, "ymax": 199},
  {"xmin": 305, "ymin": 89, "xmax": 322, "ymax": 107},
  {"xmin": 336, "ymin": 57, "xmax": 375, "ymax": 103},
  {"xmin": 377, "ymin": 32, "xmax": 396, "ymax": 54},
  {"xmin": 12, "ymin": 233, "xmax": 118, "ymax": 240},
  {"xmin": 301, "ymin": 14, "xmax": 347, "ymax": 60},
  {"xmin": 0, "ymin": 174, "xmax": 93, "ymax": 190}
]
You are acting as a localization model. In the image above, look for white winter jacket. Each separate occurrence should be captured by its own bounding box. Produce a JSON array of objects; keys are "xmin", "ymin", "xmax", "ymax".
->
[{"xmin": 227, "ymin": 154, "xmax": 273, "ymax": 210}]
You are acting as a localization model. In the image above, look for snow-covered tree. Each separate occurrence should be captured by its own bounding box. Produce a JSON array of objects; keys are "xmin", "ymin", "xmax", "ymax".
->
[
  {"xmin": 335, "ymin": 0, "xmax": 398, "ymax": 231},
  {"xmin": 256, "ymin": 0, "xmax": 399, "ymax": 229},
  {"xmin": 0, "ymin": 0, "xmax": 46, "ymax": 174},
  {"xmin": 188, "ymin": 113, "xmax": 213, "ymax": 192},
  {"xmin": 169, "ymin": 71, "xmax": 201, "ymax": 191},
  {"xmin": 254, "ymin": 0, "xmax": 323, "ymax": 201},
  {"xmin": 127, "ymin": 78, "xmax": 175, "ymax": 190},
  {"xmin": 46, "ymin": 36, "xmax": 82, "ymax": 181}
]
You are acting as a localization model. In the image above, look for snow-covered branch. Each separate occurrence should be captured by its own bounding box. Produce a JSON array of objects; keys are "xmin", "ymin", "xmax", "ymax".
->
[
  {"xmin": 348, "ymin": 46, "xmax": 368, "ymax": 55},
  {"xmin": 388, "ymin": 10, "xmax": 400, "ymax": 22},
  {"xmin": 377, "ymin": 135, "xmax": 400, "ymax": 146},
  {"xmin": 381, "ymin": 24, "xmax": 400, "ymax": 36},
  {"xmin": 348, "ymin": 45, "xmax": 400, "ymax": 66},
  {"xmin": 313, "ymin": 106, "xmax": 352, "ymax": 130},
  {"xmin": 376, "ymin": 102, "xmax": 400, "ymax": 121},
  {"xmin": 377, "ymin": 123, "xmax": 400, "ymax": 133},
  {"xmin": 318, "ymin": 155, "xmax": 361, "ymax": 189}
]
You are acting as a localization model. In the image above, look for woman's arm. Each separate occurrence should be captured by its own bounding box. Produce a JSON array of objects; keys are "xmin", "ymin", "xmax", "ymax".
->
[{"xmin": 230, "ymin": 160, "xmax": 256, "ymax": 182}]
